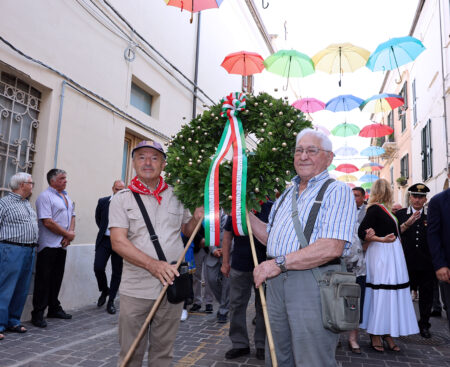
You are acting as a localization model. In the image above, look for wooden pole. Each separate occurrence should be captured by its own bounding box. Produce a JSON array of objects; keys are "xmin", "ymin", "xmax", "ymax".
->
[
  {"xmin": 246, "ymin": 211, "xmax": 278, "ymax": 367},
  {"xmin": 120, "ymin": 219, "xmax": 203, "ymax": 367}
]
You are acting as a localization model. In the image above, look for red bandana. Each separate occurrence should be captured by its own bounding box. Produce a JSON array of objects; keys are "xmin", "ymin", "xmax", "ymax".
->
[{"xmin": 128, "ymin": 176, "xmax": 168, "ymax": 205}]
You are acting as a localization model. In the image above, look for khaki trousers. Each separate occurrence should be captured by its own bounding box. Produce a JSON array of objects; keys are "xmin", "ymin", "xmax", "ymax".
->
[{"xmin": 118, "ymin": 293, "xmax": 183, "ymax": 367}]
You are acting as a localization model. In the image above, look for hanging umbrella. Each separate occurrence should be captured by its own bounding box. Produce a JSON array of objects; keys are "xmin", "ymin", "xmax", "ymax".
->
[
  {"xmin": 366, "ymin": 36, "xmax": 425, "ymax": 83},
  {"xmin": 292, "ymin": 98, "xmax": 325, "ymax": 113},
  {"xmin": 337, "ymin": 174, "xmax": 358, "ymax": 183},
  {"xmin": 360, "ymin": 162, "xmax": 384, "ymax": 172},
  {"xmin": 313, "ymin": 124, "xmax": 330, "ymax": 136},
  {"xmin": 331, "ymin": 122, "xmax": 360, "ymax": 137},
  {"xmin": 359, "ymin": 123, "xmax": 394, "ymax": 138},
  {"xmin": 312, "ymin": 43, "xmax": 370, "ymax": 86},
  {"xmin": 360, "ymin": 174, "xmax": 379, "ymax": 183},
  {"xmin": 328, "ymin": 164, "xmax": 336, "ymax": 171},
  {"xmin": 359, "ymin": 93, "xmax": 404, "ymax": 114},
  {"xmin": 361, "ymin": 182, "xmax": 374, "ymax": 190},
  {"xmin": 335, "ymin": 163, "xmax": 359, "ymax": 174},
  {"xmin": 325, "ymin": 94, "xmax": 364, "ymax": 112},
  {"xmin": 164, "ymin": 0, "xmax": 224, "ymax": 22},
  {"xmin": 220, "ymin": 51, "xmax": 264, "ymax": 76},
  {"xmin": 334, "ymin": 146, "xmax": 359, "ymax": 156},
  {"xmin": 360, "ymin": 146, "xmax": 385, "ymax": 157},
  {"xmin": 264, "ymin": 50, "xmax": 315, "ymax": 90}
]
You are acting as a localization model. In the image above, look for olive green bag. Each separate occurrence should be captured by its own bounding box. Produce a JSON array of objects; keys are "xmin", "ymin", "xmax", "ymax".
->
[{"xmin": 291, "ymin": 179, "xmax": 361, "ymax": 333}]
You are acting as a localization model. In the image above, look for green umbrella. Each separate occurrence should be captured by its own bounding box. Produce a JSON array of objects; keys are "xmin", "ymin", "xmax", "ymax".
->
[
  {"xmin": 331, "ymin": 122, "xmax": 360, "ymax": 137},
  {"xmin": 328, "ymin": 164, "xmax": 336, "ymax": 171},
  {"xmin": 264, "ymin": 50, "xmax": 315, "ymax": 90},
  {"xmin": 361, "ymin": 182, "xmax": 373, "ymax": 189}
]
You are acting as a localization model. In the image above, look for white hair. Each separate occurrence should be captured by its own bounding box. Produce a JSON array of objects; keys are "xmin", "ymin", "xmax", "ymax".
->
[
  {"xmin": 295, "ymin": 128, "xmax": 332, "ymax": 151},
  {"xmin": 10, "ymin": 172, "xmax": 32, "ymax": 190}
]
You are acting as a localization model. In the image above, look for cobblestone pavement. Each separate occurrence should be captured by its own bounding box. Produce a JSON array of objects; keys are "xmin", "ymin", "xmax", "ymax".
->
[{"xmin": 0, "ymin": 298, "xmax": 449, "ymax": 367}]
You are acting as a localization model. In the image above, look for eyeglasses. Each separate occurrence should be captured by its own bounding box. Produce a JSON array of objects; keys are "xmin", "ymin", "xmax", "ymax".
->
[
  {"xmin": 24, "ymin": 182, "xmax": 35, "ymax": 186},
  {"xmin": 294, "ymin": 147, "xmax": 331, "ymax": 156}
]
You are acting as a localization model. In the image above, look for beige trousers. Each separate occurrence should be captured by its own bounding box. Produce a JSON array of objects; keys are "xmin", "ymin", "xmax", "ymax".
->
[{"xmin": 117, "ymin": 294, "xmax": 183, "ymax": 367}]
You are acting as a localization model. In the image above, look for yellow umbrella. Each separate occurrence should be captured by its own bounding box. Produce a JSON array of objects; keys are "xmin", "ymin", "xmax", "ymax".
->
[
  {"xmin": 337, "ymin": 174, "xmax": 358, "ymax": 183},
  {"xmin": 312, "ymin": 43, "xmax": 370, "ymax": 86}
]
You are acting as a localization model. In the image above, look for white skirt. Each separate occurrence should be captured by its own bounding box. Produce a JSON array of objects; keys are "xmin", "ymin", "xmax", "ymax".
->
[{"xmin": 360, "ymin": 237, "xmax": 419, "ymax": 337}]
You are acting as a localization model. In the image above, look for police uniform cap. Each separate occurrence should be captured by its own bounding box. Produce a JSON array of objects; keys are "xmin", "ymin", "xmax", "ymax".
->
[{"xmin": 408, "ymin": 183, "xmax": 430, "ymax": 195}]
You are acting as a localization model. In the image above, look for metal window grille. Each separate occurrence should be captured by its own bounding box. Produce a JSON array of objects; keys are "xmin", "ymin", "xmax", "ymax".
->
[
  {"xmin": 0, "ymin": 72, "xmax": 40, "ymax": 197},
  {"xmin": 421, "ymin": 119, "xmax": 432, "ymax": 181}
]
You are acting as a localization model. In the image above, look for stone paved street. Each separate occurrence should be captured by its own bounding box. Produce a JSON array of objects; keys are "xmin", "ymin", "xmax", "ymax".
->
[{"xmin": 0, "ymin": 297, "xmax": 449, "ymax": 367}]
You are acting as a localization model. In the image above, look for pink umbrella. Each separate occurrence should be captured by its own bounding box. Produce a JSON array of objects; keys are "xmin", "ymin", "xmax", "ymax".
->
[{"xmin": 292, "ymin": 98, "xmax": 326, "ymax": 113}]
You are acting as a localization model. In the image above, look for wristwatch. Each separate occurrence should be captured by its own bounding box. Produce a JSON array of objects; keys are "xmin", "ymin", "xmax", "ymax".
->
[{"xmin": 275, "ymin": 255, "xmax": 287, "ymax": 273}]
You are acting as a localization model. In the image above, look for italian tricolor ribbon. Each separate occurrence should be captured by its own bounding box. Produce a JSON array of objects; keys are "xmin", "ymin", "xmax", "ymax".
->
[{"xmin": 204, "ymin": 92, "xmax": 249, "ymax": 246}]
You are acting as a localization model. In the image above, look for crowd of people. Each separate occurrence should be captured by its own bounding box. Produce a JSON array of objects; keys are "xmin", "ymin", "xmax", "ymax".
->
[{"xmin": 0, "ymin": 131, "xmax": 449, "ymax": 367}]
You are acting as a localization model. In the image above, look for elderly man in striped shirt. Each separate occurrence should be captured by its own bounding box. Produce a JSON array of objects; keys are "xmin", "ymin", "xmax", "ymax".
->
[
  {"xmin": 249, "ymin": 128, "xmax": 356, "ymax": 367},
  {"xmin": 0, "ymin": 172, "xmax": 38, "ymax": 340}
]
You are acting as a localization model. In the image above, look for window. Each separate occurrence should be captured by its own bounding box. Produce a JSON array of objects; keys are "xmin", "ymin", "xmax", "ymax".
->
[
  {"xmin": 399, "ymin": 82, "xmax": 408, "ymax": 131},
  {"xmin": 0, "ymin": 72, "xmax": 40, "ymax": 197},
  {"xmin": 400, "ymin": 153, "xmax": 409, "ymax": 179},
  {"xmin": 122, "ymin": 131, "xmax": 143, "ymax": 184},
  {"xmin": 390, "ymin": 166, "xmax": 394, "ymax": 186},
  {"xmin": 412, "ymin": 79, "xmax": 417, "ymax": 126},
  {"xmin": 130, "ymin": 82, "xmax": 152, "ymax": 116},
  {"xmin": 421, "ymin": 120, "xmax": 432, "ymax": 180}
]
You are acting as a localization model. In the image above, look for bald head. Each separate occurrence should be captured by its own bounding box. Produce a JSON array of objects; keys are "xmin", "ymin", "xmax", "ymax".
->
[{"xmin": 112, "ymin": 180, "xmax": 125, "ymax": 194}]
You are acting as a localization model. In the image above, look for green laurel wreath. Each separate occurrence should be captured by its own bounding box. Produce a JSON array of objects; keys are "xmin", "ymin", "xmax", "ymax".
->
[{"xmin": 165, "ymin": 92, "xmax": 311, "ymax": 213}]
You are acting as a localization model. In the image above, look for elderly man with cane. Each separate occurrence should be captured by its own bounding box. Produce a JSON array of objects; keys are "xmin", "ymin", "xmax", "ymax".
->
[
  {"xmin": 110, "ymin": 140, "xmax": 203, "ymax": 367},
  {"xmin": 249, "ymin": 128, "xmax": 356, "ymax": 366}
]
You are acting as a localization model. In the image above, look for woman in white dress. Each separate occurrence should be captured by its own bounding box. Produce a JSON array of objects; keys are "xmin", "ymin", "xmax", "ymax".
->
[{"xmin": 358, "ymin": 179, "xmax": 418, "ymax": 352}]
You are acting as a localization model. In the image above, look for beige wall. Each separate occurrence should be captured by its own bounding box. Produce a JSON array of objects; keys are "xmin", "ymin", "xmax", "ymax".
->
[{"xmin": 0, "ymin": 0, "xmax": 278, "ymax": 310}]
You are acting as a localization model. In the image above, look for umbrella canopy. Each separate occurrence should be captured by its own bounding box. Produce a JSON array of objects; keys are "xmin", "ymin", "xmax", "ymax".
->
[
  {"xmin": 164, "ymin": 0, "xmax": 224, "ymax": 22},
  {"xmin": 313, "ymin": 124, "xmax": 330, "ymax": 136},
  {"xmin": 292, "ymin": 98, "xmax": 325, "ymax": 113},
  {"xmin": 359, "ymin": 93, "xmax": 404, "ymax": 114},
  {"xmin": 360, "ymin": 162, "xmax": 384, "ymax": 172},
  {"xmin": 328, "ymin": 164, "xmax": 336, "ymax": 171},
  {"xmin": 360, "ymin": 146, "xmax": 385, "ymax": 157},
  {"xmin": 366, "ymin": 36, "xmax": 425, "ymax": 72},
  {"xmin": 264, "ymin": 50, "xmax": 315, "ymax": 89},
  {"xmin": 361, "ymin": 182, "xmax": 374, "ymax": 190},
  {"xmin": 337, "ymin": 174, "xmax": 358, "ymax": 183},
  {"xmin": 312, "ymin": 43, "xmax": 370, "ymax": 87},
  {"xmin": 331, "ymin": 122, "xmax": 360, "ymax": 137},
  {"xmin": 334, "ymin": 146, "xmax": 359, "ymax": 156},
  {"xmin": 360, "ymin": 174, "xmax": 379, "ymax": 183},
  {"xmin": 325, "ymin": 94, "xmax": 364, "ymax": 112},
  {"xmin": 220, "ymin": 51, "xmax": 264, "ymax": 76},
  {"xmin": 359, "ymin": 123, "xmax": 394, "ymax": 138},
  {"xmin": 335, "ymin": 163, "xmax": 359, "ymax": 174}
]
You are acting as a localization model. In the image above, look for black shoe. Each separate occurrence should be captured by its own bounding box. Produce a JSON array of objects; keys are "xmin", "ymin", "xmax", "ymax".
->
[
  {"xmin": 420, "ymin": 327, "xmax": 431, "ymax": 339},
  {"xmin": 430, "ymin": 310, "xmax": 442, "ymax": 317},
  {"xmin": 256, "ymin": 348, "xmax": 265, "ymax": 360},
  {"xmin": 31, "ymin": 318, "xmax": 47, "ymax": 328},
  {"xmin": 217, "ymin": 313, "xmax": 228, "ymax": 323},
  {"xmin": 189, "ymin": 303, "xmax": 201, "ymax": 312},
  {"xmin": 106, "ymin": 300, "xmax": 116, "ymax": 315},
  {"xmin": 97, "ymin": 290, "xmax": 109, "ymax": 307},
  {"xmin": 205, "ymin": 304, "xmax": 213, "ymax": 313},
  {"xmin": 47, "ymin": 309, "xmax": 72, "ymax": 319},
  {"xmin": 225, "ymin": 347, "xmax": 250, "ymax": 359}
]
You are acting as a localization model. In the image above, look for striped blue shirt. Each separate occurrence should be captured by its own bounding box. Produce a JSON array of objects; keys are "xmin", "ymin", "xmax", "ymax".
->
[{"xmin": 267, "ymin": 170, "xmax": 356, "ymax": 257}]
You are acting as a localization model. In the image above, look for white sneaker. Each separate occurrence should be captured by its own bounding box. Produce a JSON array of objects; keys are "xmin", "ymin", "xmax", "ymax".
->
[{"xmin": 180, "ymin": 309, "xmax": 188, "ymax": 321}]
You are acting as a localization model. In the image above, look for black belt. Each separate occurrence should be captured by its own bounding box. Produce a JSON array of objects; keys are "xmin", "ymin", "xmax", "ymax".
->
[
  {"xmin": 267, "ymin": 255, "xmax": 340, "ymax": 267},
  {"xmin": 1, "ymin": 240, "xmax": 37, "ymax": 248}
]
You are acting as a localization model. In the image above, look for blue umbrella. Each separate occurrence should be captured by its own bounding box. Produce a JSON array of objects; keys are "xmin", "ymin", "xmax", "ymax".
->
[
  {"xmin": 360, "ymin": 146, "xmax": 385, "ymax": 157},
  {"xmin": 325, "ymin": 94, "xmax": 364, "ymax": 112},
  {"xmin": 334, "ymin": 146, "xmax": 359, "ymax": 156},
  {"xmin": 360, "ymin": 174, "xmax": 379, "ymax": 183},
  {"xmin": 366, "ymin": 36, "xmax": 425, "ymax": 83}
]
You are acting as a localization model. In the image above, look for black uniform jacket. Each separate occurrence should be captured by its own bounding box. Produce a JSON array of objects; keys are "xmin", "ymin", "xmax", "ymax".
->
[{"xmin": 396, "ymin": 207, "xmax": 434, "ymax": 272}]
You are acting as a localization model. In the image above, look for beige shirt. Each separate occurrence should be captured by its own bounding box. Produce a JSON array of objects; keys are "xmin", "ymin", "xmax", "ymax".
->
[{"xmin": 108, "ymin": 187, "xmax": 192, "ymax": 299}]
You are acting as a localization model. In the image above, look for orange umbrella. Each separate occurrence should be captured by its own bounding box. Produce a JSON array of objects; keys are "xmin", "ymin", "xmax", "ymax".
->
[{"xmin": 221, "ymin": 51, "xmax": 265, "ymax": 76}]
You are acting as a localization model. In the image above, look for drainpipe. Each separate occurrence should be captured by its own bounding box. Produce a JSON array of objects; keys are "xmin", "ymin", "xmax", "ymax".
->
[
  {"xmin": 438, "ymin": 0, "xmax": 449, "ymax": 167},
  {"xmin": 192, "ymin": 12, "xmax": 201, "ymax": 119},
  {"xmin": 54, "ymin": 80, "xmax": 66, "ymax": 167}
]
